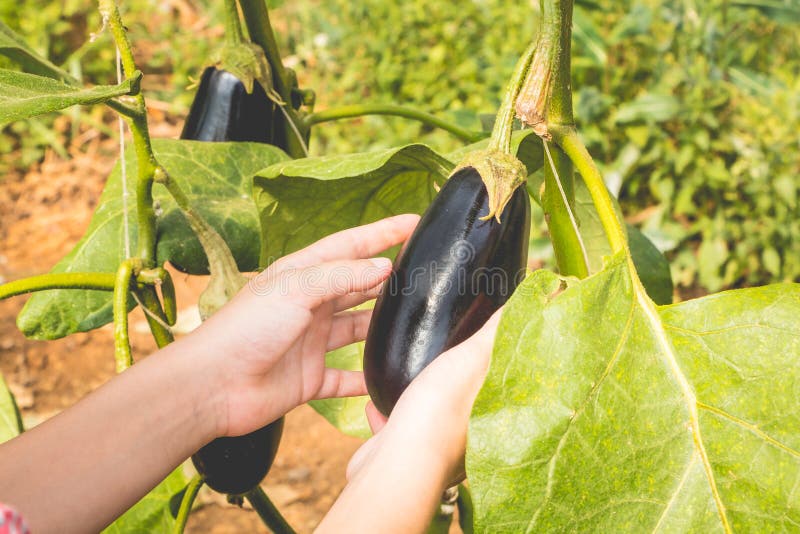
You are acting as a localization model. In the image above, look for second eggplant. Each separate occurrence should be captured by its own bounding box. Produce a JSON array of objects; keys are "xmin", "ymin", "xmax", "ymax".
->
[{"xmin": 181, "ymin": 67, "xmax": 275, "ymax": 143}]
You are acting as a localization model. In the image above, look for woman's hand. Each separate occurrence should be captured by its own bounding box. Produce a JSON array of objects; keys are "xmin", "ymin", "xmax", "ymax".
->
[
  {"xmin": 187, "ymin": 214, "xmax": 420, "ymax": 438},
  {"xmin": 318, "ymin": 310, "xmax": 502, "ymax": 533}
]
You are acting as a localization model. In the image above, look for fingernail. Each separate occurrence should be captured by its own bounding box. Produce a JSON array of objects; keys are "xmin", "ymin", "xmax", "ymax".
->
[{"xmin": 370, "ymin": 257, "xmax": 392, "ymax": 270}]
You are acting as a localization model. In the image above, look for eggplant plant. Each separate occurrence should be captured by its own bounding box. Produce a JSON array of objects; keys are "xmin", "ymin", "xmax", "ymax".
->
[{"xmin": 0, "ymin": 0, "xmax": 798, "ymax": 532}]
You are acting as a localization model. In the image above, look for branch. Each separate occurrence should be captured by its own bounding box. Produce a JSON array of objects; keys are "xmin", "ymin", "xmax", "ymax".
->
[
  {"xmin": 551, "ymin": 125, "xmax": 627, "ymax": 254},
  {"xmin": 488, "ymin": 40, "xmax": 539, "ymax": 154},
  {"xmin": 98, "ymin": 0, "xmax": 158, "ymax": 264},
  {"xmin": 0, "ymin": 273, "xmax": 116, "ymax": 300},
  {"xmin": 304, "ymin": 104, "xmax": 485, "ymax": 143},
  {"xmin": 134, "ymin": 285, "xmax": 175, "ymax": 349},
  {"xmin": 113, "ymin": 259, "xmax": 140, "ymax": 373},
  {"xmin": 246, "ymin": 486, "xmax": 296, "ymax": 534},
  {"xmin": 172, "ymin": 474, "xmax": 203, "ymax": 534}
]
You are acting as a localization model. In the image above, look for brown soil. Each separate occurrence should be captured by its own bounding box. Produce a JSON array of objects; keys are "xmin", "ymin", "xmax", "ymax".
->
[{"xmin": 0, "ymin": 130, "xmax": 364, "ymax": 533}]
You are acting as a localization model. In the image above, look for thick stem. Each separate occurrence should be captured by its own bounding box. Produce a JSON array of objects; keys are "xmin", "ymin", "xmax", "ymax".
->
[
  {"xmin": 0, "ymin": 273, "xmax": 116, "ymax": 300},
  {"xmin": 137, "ymin": 267, "xmax": 178, "ymax": 326},
  {"xmin": 224, "ymin": 0, "xmax": 245, "ymax": 45},
  {"xmin": 98, "ymin": 0, "xmax": 158, "ymax": 264},
  {"xmin": 551, "ymin": 125, "xmax": 627, "ymax": 254},
  {"xmin": 113, "ymin": 260, "xmax": 139, "ymax": 373},
  {"xmin": 238, "ymin": 0, "xmax": 307, "ymax": 158},
  {"xmin": 545, "ymin": 0, "xmax": 575, "ymax": 126},
  {"xmin": 237, "ymin": 0, "xmax": 290, "ymax": 100},
  {"xmin": 488, "ymin": 41, "xmax": 539, "ymax": 154},
  {"xmin": 246, "ymin": 486, "xmax": 296, "ymax": 534},
  {"xmin": 172, "ymin": 474, "xmax": 203, "ymax": 534},
  {"xmin": 542, "ymin": 141, "xmax": 589, "ymax": 277},
  {"xmin": 304, "ymin": 105, "xmax": 484, "ymax": 143},
  {"xmin": 136, "ymin": 285, "xmax": 175, "ymax": 349},
  {"xmin": 130, "ymin": 113, "xmax": 158, "ymax": 264},
  {"xmin": 519, "ymin": 0, "xmax": 587, "ymax": 277}
]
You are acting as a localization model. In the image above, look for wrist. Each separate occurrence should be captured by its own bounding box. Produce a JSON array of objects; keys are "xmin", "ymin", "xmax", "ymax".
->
[{"xmin": 159, "ymin": 334, "xmax": 229, "ymax": 443}]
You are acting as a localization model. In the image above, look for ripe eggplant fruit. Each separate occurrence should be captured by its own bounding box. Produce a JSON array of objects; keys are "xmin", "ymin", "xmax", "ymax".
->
[
  {"xmin": 192, "ymin": 418, "xmax": 285, "ymax": 495},
  {"xmin": 182, "ymin": 68, "xmax": 284, "ymax": 494},
  {"xmin": 364, "ymin": 167, "xmax": 530, "ymax": 416},
  {"xmin": 180, "ymin": 67, "xmax": 274, "ymax": 143}
]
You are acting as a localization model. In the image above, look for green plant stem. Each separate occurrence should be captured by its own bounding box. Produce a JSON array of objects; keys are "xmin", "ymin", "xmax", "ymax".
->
[
  {"xmin": 172, "ymin": 474, "xmax": 203, "ymax": 534},
  {"xmin": 542, "ymin": 141, "xmax": 588, "ymax": 278},
  {"xmin": 224, "ymin": 0, "xmax": 245, "ymax": 45},
  {"xmin": 457, "ymin": 484, "xmax": 475, "ymax": 534},
  {"xmin": 544, "ymin": 0, "xmax": 574, "ymax": 126},
  {"xmin": 488, "ymin": 40, "xmax": 539, "ymax": 154},
  {"xmin": 246, "ymin": 486, "xmax": 296, "ymax": 534},
  {"xmin": 551, "ymin": 125, "xmax": 627, "ymax": 254},
  {"xmin": 98, "ymin": 0, "xmax": 158, "ymax": 265},
  {"xmin": 113, "ymin": 260, "xmax": 139, "ymax": 373},
  {"xmin": 237, "ymin": 0, "xmax": 307, "ymax": 159},
  {"xmin": 304, "ymin": 105, "xmax": 484, "ymax": 143},
  {"xmin": 237, "ymin": 0, "xmax": 290, "ymax": 100},
  {"xmin": 528, "ymin": 0, "xmax": 589, "ymax": 278},
  {"xmin": 137, "ymin": 267, "xmax": 177, "ymax": 326},
  {"xmin": 135, "ymin": 285, "xmax": 174, "ymax": 348},
  {"xmin": 0, "ymin": 273, "xmax": 116, "ymax": 300}
]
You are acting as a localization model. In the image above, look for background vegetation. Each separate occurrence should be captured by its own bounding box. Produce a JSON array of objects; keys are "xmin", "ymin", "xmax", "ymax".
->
[{"xmin": 2, "ymin": 0, "xmax": 799, "ymax": 294}]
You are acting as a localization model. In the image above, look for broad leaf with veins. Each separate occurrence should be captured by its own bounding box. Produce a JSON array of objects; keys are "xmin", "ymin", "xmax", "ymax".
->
[{"xmin": 467, "ymin": 252, "xmax": 800, "ymax": 532}]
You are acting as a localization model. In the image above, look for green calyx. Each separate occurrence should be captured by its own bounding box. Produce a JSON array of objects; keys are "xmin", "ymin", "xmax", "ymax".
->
[
  {"xmin": 454, "ymin": 149, "xmax": 527, "ymax": 222},
  {"xmin": 212, "ymin": 42, "xmax": 283, "ymax": 105}
]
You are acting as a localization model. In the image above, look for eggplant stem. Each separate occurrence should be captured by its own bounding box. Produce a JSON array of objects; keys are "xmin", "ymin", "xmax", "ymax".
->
[{"xmin": 246, "ymin": 486, "xmax": 296, "ymax": 534}]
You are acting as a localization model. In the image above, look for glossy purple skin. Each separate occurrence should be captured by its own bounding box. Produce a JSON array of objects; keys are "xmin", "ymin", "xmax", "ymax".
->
[
  {"xmin": 191, "ymin": 418, "xmax": 284, "ymax": 495},
  {"xmin": 363, "ymin": 167, "xmax": 531, "ymax": 416},
  {"xmin": 180, "ymin": 67, "xmax": 274, "ymax": 143}
]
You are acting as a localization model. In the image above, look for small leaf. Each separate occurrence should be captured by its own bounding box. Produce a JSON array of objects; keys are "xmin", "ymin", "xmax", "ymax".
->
[
  {"xmin": 0, "ymin": 374, "xmax": 23, "ymax": 444},
  {"xmin": 468, "ymin": 254, "xmax": 800, "ymax": 531},
  {"xmin": 17, "ymin": 140, "xmax": 287, "ymax": 340},
  {"xmin": 0, "ymin": 69, "xmax": 140, "ymax": 126},
  {"xmin": 0, "ymin": 21, "xmax": 74, "ymax": 81},
  {"xmin": 102, "ymin": 467, "xmax": 188, "ymax": 533}
]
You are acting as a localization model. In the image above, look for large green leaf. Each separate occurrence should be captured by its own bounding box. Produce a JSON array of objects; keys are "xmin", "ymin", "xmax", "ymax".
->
[
  {"xmin": 467, "ymin": 253, "xmax": 800, "ymax": 531},
  {"xmin": 254, "ymin": 144, "xmax": 452, "ymax": 265},
  {"xmin": 102, "ymin": 467, "xmax": 188, "ymax": 533},
  {"xmin": 0, "ymin": 21, "xmax": 74, "ymax": 81},
  {"xmin": 17, "ymin": 139, "xmax": 287, "ymax": 340},
  {"xmin": 0, "ymin": 69, "xmax": 140, "ymax": 126},
  {"xmin": 0, "ymin": 374, "xmax": 23, "ymax": 444}
]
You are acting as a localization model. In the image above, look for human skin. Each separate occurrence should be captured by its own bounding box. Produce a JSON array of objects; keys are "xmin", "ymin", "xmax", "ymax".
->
[
  {"xmin": 317, "ymin": 310, "xmax": 501, "ymax": 534},
  {"xmin": 0, "ymin": 214, "xmax": 420, "ymax": 533}
]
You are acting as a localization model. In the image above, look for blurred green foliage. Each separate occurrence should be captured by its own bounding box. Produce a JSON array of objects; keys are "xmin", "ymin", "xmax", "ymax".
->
[{"xmin": 2, "ymin": 0, "xmax": 799, "ymax": 293}]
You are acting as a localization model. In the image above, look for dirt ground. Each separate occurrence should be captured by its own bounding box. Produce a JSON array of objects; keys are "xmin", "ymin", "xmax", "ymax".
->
[{"xmin": 0, "ymin": 128, "xmax": 365, "ymax": 533}]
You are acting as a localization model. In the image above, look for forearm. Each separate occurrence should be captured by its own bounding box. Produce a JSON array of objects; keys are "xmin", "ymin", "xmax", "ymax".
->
[{"xmin": 0, "ymin": 337, "xmax": 223, "ymax": 533}]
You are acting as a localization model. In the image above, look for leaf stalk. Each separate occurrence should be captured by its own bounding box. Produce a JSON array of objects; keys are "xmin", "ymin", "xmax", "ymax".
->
[{"xmin": 304, "ymin": 104, "xmax": 484, "ymax": 143}]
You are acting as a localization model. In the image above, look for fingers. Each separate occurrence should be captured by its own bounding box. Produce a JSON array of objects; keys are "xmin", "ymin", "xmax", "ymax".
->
[
  {"xmin": 333, "ymin": 285, "xmax": 381, "ymax": 313},
  {"xmin": 314, "ymin": 369, "xmax": 368, "ymax": 400},
  {"xmin": 272, "ymin": 214, "xmax": 419, "ymax": 272},
  {"xmin": 365, "ymin": 401, "xmax": 388, "ymax": 435},
  {"xmin": 287, "ymin": 257, "xmax": 392, "ymax": 308},
  {"xmin": 327, "ymin": 309, "xmax": 373, "ymax": 351}
]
